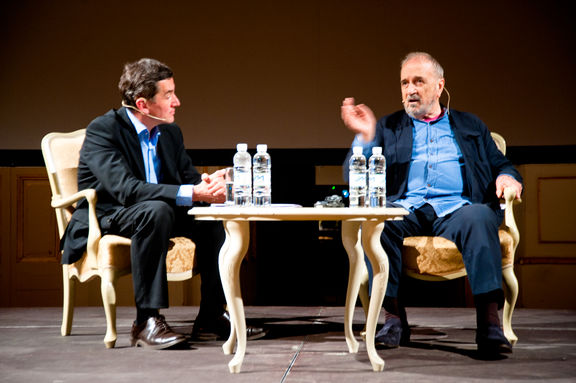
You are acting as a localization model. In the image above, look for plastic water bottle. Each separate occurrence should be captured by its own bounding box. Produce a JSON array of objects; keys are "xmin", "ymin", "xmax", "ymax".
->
[
  {"xmin": 233, "ymin": 143, "xmax": 252, "ymax": 206},
  {"xmin": 253, "ymin": 144, "xmax": 271, "ymax": 206},
  {"xmin": 348, "ymin": 146, "xmax": 367, "ymax": 207},
  {"xmin": 368, "ymin": 146, "xmax": 386, "ymax": 207}
]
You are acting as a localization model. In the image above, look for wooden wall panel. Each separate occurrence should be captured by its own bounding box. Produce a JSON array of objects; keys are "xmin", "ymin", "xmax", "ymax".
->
[
  {"xmin": 519, "ymin": 264, "xmax": 576, "ymax": 309},
  {"xmin": 0, "ymin": 167, "xmax": 201, "ymax": 308},
  {"xmin": 315, "ymin": 165, "xmax": 345, "ymax": 186},
  {"xmin": 517, "ymin": 164, "xmax": 576, "ymax": 308},
  {"xmin": 0, "ymin": 168, "xmax": 11, "ymax": 306},
  {"xmin": 15, "ymin": 171, "xmax": 58, "ymax": 262},
  {"xmin": 538, "ymin": 177, "xmax": 576, "ymax": 243},
  {"xmin": 2, "ymin": 163, "xmax": 575, "ymax": 309},
  {"xmin": 10, "ymin": 168, "xmax": 61, "ymax": 306},
  {"xmin": 518, "ymin": 164, "xmax": 576, "ymax": 259}
]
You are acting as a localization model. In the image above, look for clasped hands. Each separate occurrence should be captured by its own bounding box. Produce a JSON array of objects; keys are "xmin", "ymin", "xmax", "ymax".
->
[{"xmin": 193, "ymin": 169, "xmax": 227, "ymax": 204}]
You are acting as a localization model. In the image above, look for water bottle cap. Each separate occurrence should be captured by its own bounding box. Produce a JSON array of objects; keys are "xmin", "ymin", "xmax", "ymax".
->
[
  {"xmin": 236, "ymin": 143, "xmax": 248, "ymax": 151},
  {"xmin": 352, "ymin": 146, "xmax": 363, "ymax": 155},
  {"xmin": 256, "ymin": 144, "xmax": 267, "ymax": 152},
  {"xmin": 372, "ymin": 147, "xmax": 382, "ymax": 155}
]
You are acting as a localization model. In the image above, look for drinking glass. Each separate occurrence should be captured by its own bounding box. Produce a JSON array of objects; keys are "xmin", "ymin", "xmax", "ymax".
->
[{"xmin": 225, "ymin": 167, "xmax": 234, "ymax": 205}]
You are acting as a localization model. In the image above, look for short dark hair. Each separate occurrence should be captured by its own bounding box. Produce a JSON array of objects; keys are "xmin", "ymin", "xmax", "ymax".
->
[{"xmin": 118, "ymin": 58, "xmax": 173, "ymax": 106}]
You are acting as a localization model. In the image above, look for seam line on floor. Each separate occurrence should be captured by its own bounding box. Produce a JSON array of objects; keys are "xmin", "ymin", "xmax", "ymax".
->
[
  {"xmin": 280, "ymin": 337, "xmax": 306, "ymax": 383},
  {"xmin": 280, "ymin": 307, "xmax": 326, "ymax": 382}
]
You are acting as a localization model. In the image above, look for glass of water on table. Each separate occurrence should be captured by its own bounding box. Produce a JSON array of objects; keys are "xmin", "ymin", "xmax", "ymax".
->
[{"xmin": 225, "ymin": 167, "xmax": 234, "ymax": 205}]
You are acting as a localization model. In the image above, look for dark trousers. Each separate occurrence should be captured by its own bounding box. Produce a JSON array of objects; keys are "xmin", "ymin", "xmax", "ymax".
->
[
  {"xmin": 381, "ymin": 203, "xmax": 504, "ymax": 297},
  {"xmin": 103, "ymin": 201, "xmax": 226, "ymax": 319}
]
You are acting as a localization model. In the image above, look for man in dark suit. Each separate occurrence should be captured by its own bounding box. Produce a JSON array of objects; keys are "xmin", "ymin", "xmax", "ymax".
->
[
  {"xmin": 341, "ymin": 52, "xmax": 523, "ymax": 355},
  {"xmin": 62, "ymin": 58, "xmax": 264, "ymax": 349}
]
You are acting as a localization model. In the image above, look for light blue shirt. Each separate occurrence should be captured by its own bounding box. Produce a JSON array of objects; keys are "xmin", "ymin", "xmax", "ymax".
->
[
  {"xmin": 396, "ymin": 113, "xmax": 469, "ymax": 217},
  {"xmin": 126, "ymin": 109, "xmax": 193, "ymax": 206},
  {"xmin": 354, "ymin": 112, "xmax": 469, "ymax": 217}
]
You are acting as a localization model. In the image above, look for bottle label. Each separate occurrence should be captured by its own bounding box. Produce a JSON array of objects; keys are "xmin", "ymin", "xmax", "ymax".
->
[
  {"xmin": 349, "ymin": 172, "xmax": 366, "ymax": 188},
  {"xmin": 253, "ymin": 172, "xmax": 271, "ymax": 187},
  {"xmin": 235, "ymin": 171, "xmax": 251, "ymax": 186},
  {"xmin": 369, "ymin": 173, "xmax": 385, "ymax": 187}
]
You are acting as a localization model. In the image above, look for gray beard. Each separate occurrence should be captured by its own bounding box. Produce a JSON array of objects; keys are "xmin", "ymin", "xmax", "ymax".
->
[
  {"xmin": 403, "ymin": 103, "xmax": 423, "ymax": 119},
  {"xmin": 403, "ymin": 100, "xmax": 438, "ymax": 120}
]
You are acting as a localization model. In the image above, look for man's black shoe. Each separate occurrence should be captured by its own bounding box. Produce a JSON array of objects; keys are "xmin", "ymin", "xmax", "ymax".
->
[
  {"xmin": 476, "ymin": 324, "xmax": 513, "ymax": 355},
  {"xmin": 130, "ymin": 315, "xmax": 187, "ymax": 350},
  {"xmin": 375, "ymin": 317, "xmax": 410, "ymax": 349},
  {"xmin": 191, "ymin": 312, "xmax": 267, "ymax": 341}
]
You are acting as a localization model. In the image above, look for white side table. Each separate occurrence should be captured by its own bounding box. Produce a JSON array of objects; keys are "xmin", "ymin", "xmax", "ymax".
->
[{"xmin": 189, "ymin": 206, "xmax": 408, "ymax": 373}]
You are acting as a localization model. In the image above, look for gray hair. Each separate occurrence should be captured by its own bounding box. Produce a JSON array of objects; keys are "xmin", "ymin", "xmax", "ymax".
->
[{"xmin": 401, "ymin": 52, "xmax": 444, "ymax": 78}]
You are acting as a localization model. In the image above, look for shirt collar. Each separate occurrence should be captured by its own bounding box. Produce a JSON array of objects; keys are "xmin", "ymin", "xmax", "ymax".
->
[
  {"xmin": 412, "ymin": 107, "xmax": 448, "ymax": 124},
  {"xmin": 126, "ymin": 108, "xmax": 155, "ymax": 136}
]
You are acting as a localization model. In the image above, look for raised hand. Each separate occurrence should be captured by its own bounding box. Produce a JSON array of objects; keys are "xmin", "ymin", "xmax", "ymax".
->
[{"xmin": 341, "ymin": 97, "xmax": 377, "ymax": 143}]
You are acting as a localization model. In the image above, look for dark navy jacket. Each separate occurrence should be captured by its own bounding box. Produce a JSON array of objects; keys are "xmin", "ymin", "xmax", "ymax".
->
[
  {"xmin": 61, "ymin": 107, "xmax": 203, "ymax": 264},
  {"xmin": 344, "ymin": 109, "xmax": 523, "ymax": 209}
]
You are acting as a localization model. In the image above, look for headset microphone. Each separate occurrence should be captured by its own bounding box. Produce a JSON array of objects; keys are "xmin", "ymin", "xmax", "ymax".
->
[
  {"xmin": 121, "ymin": 101, "xmax": 170, "ymax": 122},
  {"xmin": 443, "ymin": 86, "xmax": 451, "ymax": 115}
]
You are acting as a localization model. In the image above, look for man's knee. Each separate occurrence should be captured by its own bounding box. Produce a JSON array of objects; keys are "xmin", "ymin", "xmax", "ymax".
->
[
  {"xmin": 193, "ymin": 221, "xmax": 225, "ymax": 250},
  {"xmin": 139, "ymin": 201, "xmax": 175, "ymax": 229},
  {"xmin": 453, "ymin": 204, "xmax": 501, "ymax": 233},
  {"xmin": 460, "ymin": 204, "xmax": 496, "ymax": 221}
]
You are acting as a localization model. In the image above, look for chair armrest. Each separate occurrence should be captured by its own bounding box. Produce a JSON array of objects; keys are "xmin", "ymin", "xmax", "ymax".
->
[
  {"xmin": 503, "ymin": 186, "xmax": 521, "ymax": 205},
  {"xmin": 51, "ymin": 188, "xmax": 97, "ymax": 209},
  {"xmin": 502, "ymin": 186, "xmax": 520, "ymax": 255},
  {"xmin": 53, "ymin": 189, "xmax": 101, "ymax": 266}
]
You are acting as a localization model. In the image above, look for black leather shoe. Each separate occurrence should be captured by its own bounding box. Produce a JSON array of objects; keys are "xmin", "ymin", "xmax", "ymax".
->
[
  {"xmin": 130, "ymin": 315, "xmax": 187, "ymax": 350},
  {"xmin": 191, "ymin": 312, "xmax": 267, "ymax": 341},
  {"xmin": 476, "ymin": 324, "xmax": 513, "ymax": 355},
  {"xmin": 375, "ymin": 317, "xmax": 411, "ymax": 349}
]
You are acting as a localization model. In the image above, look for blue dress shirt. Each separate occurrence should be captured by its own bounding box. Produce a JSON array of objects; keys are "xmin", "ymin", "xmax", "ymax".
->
[
  {"xmin": 355, "ymin": 111, "xmax": 469, "ymax": 217},
  {"xmin": 396, "ymin": 112, "xmax": 469, "ymax": 217},
  {"xmin": 126, "ymin": 110, "xmax": 193, "ymax": 206}
]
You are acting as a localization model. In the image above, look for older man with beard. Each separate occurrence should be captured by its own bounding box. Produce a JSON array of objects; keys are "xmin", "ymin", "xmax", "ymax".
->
[{"xmin": 341, "ymin": 52, "xmax": 522, "ymax": 355}]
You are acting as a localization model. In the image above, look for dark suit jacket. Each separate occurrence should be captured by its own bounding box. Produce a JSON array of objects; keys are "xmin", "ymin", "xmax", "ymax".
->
[
  {"xmin": 61, "ymin": 107, "xmax": 202, "ymax": 264},
  {"xmin": 344, "ymin": 109, "xmax": 523, "ymax": 208}
]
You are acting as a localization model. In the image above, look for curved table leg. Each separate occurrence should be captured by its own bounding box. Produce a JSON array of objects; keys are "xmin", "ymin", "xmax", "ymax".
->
[
  {"xmin": 358, "ymin": 268, "xmax": 370, "ymax": 341},
  {"xmin": 361, "ymin": 220, "xmax": 387, "ymax": 372},
  {"xmin": 219, "ymin": 220, "xmax": 250, "ymax": 373},
  {"xmin": 341, "ymin": 221, "xmax": 365, "ymax": 354},
  {"xmin": 218, "ymin": 224, "xmax": 235, "ymax": 355}
]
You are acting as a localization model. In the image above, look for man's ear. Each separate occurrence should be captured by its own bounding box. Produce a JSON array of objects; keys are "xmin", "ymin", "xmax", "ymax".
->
[
  {"xmin": 437, "ymin": 78, "xmax": 445, "ymax": 98},
  {"xmin": 135, "ymin": 97, "xmax": 148, "ymax": 112}
]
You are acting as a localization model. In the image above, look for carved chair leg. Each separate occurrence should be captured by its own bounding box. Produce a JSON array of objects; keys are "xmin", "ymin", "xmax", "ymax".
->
[
  {"xmin": 100, "ymin": 267, "xmax": 118, "ymax": 348},
  {"xmin": 61, "ymin": 265, "xmax": 76, "ymax": 337},
  {"xmin": 502, "ymin": 266, "xmax": 519, "ymax": 345}
]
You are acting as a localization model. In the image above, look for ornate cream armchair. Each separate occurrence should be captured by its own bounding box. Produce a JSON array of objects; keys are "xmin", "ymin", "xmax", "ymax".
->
[
  {"xmin": 41, "ymin": 129, "xmax": 196, "ymax": 348},
  {"xmin": 400, "ymin": 132, "xmax": 521, "ymax": 345}
]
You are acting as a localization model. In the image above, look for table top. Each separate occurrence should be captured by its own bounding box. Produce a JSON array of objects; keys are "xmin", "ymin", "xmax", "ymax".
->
[{"xmin": 188, "ymin": 205, "xmax": 408, "ymax": 222}]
